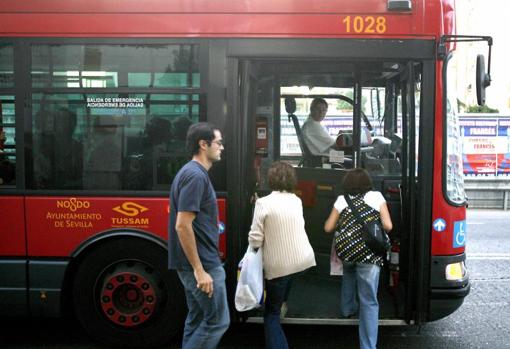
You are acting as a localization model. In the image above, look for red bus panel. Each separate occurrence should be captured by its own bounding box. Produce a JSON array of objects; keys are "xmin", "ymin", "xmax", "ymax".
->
[
  {"xmin": 25, "ymin": 197, "xmax": 227, "ymax": 258},
  {"xmin": 0, "ymin": 196, "xmax": 25, "ymax": 256},
  {"xmin": 0, "ymin": 0, "xmax": 457, "ymax": 39}
]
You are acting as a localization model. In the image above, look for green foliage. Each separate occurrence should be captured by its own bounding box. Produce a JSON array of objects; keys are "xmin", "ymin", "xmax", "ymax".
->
[
  {"xmin": 336, "ymin": 91, "xmax": 367, "ymax": 111},
  {"xmin": 337, "ymin": 91, "xmax": 354, "ymax": 110},
  {"xmin": 465, "ymin": 105, "xmax": 499, "ymax": 113}
]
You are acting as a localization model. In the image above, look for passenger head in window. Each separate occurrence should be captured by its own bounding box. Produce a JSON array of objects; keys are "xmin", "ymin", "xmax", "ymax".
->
[
  {"xmin": 173, "ymin": 116, "xmax": 193, "ymax": 142},
  {"xmin": 144, "ymin": 116, "xmax": 172, "ymax": 150},
  {"xmin": 169, "ymin": 116, "xmax": 193, "ymax": 157}
]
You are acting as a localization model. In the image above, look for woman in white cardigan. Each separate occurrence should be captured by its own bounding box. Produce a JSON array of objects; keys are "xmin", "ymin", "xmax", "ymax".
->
[{"xmin": 248, "ymin": 161, "xmax": 316, "ymax": 349}]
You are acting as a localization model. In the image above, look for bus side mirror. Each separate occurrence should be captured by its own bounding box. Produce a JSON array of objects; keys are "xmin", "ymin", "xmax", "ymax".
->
[
  {"xmin": 476, "ymin": 54, "xmax": 491, "ymax": 106},
  {"xmin": 284, "ymin": 97, "xmax": 296, "ymax": 114}
]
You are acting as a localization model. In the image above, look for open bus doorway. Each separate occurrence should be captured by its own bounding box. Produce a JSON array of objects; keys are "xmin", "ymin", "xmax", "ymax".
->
[{"xmin": 233, "ymin": 58, "xmax": 426, "ymax": 325}]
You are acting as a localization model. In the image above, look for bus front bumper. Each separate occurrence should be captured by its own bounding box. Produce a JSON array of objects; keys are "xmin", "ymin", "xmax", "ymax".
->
[{"xmin": 428, "ymin": 253, "xmax": 470, "ymax": 321}]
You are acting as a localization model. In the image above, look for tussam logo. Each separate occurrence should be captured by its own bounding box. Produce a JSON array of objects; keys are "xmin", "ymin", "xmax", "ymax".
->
[
  {"xmin": 56, "ymin": 198, "xmax": 90, "ymax": 212},
  {"xmin": 112, "ymin": 202, "xmax": 148, "ymax": 217}
]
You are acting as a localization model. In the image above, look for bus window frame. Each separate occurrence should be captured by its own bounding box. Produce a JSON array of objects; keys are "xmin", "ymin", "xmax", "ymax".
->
[
  {"xmin": 20, "ymin": 38, "xmax": 213, "ymax": 195},
  {"xmin": 0, "ymin": 42, "xmax": 18, "ymax": 190},
  {"xmin": 442, "ymin": 51, "xmax": 467, "ymax": 207}
]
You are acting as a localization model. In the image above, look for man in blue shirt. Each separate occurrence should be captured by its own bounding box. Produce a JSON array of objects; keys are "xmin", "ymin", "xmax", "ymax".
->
[{"xmin": 168, "ymin": 122, "xmax": 229, "ymax": 349}]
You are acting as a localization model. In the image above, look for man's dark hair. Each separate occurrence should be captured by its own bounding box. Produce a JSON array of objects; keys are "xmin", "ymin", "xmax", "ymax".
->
[
  {"xmin": 186, "ymin": 122, "xmax": 217, "ymax": 156},
  {"xmin": 268, "ymin": 161, "xmax": 297, "ymax": 192},
  {"xmin": 310, "ymin": 97, "xmax": 328, "ymax": 111},
  {"xmin": 342, "ymin": 168, "xmax": 374, "ymax": 195}
]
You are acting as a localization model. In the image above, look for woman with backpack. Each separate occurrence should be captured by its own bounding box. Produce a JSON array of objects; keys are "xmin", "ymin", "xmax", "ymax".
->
[{"xmin": 324, "ymin": 168, "xmax": 393, "ymax": 349}]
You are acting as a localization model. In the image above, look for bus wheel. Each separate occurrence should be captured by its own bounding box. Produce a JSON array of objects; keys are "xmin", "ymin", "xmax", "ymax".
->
[{"xmin": 72, "ymin": 238, "xmax": 185, "ymax": 348}]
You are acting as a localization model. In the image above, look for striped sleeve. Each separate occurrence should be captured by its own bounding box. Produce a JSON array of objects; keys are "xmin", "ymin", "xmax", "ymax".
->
[{"xmin": 248, "ymin": 199, "xmax": 266, "ymax": 248}]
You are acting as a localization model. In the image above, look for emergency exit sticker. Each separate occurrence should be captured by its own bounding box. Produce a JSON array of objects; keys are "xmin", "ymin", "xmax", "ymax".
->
[{"xmin": 453, "ymin": 220, "xmax": 466, "ymax": 248}]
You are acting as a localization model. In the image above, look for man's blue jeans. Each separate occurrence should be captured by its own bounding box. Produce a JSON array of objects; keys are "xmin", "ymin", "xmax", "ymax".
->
[
  {"xmin": 341, "ymin": 261, "xmax": 381, "ymax": 349},
  {"xmin": 177, "ymin": 266, "xmax": 230, "ymax": 349},
  {"xmin": 264, "ymin": 274, "xmax": 294, "ymax": 349}
]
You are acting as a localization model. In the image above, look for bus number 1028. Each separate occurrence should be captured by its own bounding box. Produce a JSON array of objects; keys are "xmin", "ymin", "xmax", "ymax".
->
[{"xmin": 342, "ymin": 16, "xmax": 387, "ymax": 34}]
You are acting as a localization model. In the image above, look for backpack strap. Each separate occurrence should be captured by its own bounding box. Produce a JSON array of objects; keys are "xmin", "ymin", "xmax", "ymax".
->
[{"xmin": 345, "ymin": 195, "xmax": 368, "ymax": 230}]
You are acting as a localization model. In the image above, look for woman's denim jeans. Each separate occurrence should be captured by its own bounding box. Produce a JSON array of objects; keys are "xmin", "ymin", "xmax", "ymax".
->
[
  {"xmin": 264, "ymin": 274, "xmax": 294, "ymax": 349},
  {"xmin": 177, "ymin": 266, "xmax": 230, "ymax": 349},
  {"xmin": 341, "ymin": 261, "xmax": 381, "ymax": 349}
]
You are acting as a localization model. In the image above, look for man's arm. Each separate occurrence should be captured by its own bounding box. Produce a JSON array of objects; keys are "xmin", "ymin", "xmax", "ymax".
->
[{"xmin": 175, "ymin": 211, "xmax": 214, "ymax": 297}]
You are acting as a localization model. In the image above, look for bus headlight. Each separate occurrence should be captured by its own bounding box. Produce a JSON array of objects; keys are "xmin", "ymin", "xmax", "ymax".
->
[{"xmin": 445, "ymin": 261, "xmax": 467, "ymax": 281}]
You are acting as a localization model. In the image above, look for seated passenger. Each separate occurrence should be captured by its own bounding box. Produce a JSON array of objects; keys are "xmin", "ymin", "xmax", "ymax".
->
[
  {"xmin": 0, "ymin": 130, "xmax": 14, "ymax": 185},
  {"xmin": 84, "ymin": 118, "xmax": 122, "ymax": 190},
  {"xmin": 171, "ymin": 116, "xmax": 192, "ymax": 150},
  {"xmin": 301, "ymin": 98, "xmax": 336, "ymax": 156},
  {"xmin": 0, "ymin": 153, "xmax": 14, "ymax": 185},
  {"xmin": 124, "ymin": 116, "xmax": 173, "ymax": 190},
  {"xmin": 31, "ymin": 108, "xmax": 83, "ymax": 189}
]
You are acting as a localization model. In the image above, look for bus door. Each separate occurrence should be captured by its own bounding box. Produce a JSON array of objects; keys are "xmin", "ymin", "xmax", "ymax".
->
[
  {"xmin": 364, "ymin": 61, "xmax": 423, "ymax": 324},
  {"xmin": 235, "ymin": 58, "xmax": 425, "ymax": 324},
  {"xmin": 398, "ymin": 61, "xmax": 422, "ymax": 323},
  {"xmin": 228, "ymin": 60, "xmax": 261, "ymax": 279}
]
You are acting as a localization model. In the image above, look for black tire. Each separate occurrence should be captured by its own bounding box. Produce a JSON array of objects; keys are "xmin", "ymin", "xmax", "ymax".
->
[{"xmin": 73, "ymin": 238, "xmax": 185, "ymax": 348}]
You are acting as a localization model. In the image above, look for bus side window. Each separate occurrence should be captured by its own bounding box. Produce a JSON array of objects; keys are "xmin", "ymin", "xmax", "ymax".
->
[
  {"xmin": 0, "ymin": 97, "xmax": 16, "ymax": 186},
  {"xmin": 123, "ymin": 115, "xmax": 192, "ymax": 190},
  {"xmin": 84, "ymin": 116, "xmax": 123, "ymax": 190},
  {"xmin": 0, "ymin": 143, "xmax": 15, "ymax": 185}
]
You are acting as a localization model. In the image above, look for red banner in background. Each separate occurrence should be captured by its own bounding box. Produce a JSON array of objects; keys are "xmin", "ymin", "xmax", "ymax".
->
[{"xmin": 460, "ymin": 116, "xmax": 510, "ymax": 177}]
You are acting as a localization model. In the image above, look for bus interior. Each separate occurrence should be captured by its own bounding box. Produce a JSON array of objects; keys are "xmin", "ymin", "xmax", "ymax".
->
[{"xmin": 236, "ymin": 58, "xmax": 424, "ymax": 323}]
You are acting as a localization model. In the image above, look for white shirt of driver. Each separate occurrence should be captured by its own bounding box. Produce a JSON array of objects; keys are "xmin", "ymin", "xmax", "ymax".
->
[{"xmin": 301, "ymin": 116, "xmax": 336, "ymax": 156}]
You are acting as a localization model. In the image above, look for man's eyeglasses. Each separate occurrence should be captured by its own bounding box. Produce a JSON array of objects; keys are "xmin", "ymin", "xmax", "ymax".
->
[{"xmin": 211, "ymin": 140, "xmax": 224, "ymax": 147}]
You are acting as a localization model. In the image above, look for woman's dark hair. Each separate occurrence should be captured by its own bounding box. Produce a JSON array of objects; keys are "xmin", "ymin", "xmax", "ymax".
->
[
  {"xmin": 186, "ymin": 122, "xmax": 217, "ymax": 156},
  {"xmin": 342, "ymin": 168, "xmax": 373, "ymax": 195},
  {"xmin": 268, "ymin": 161, "xmax": 297, "ymax": 192}
]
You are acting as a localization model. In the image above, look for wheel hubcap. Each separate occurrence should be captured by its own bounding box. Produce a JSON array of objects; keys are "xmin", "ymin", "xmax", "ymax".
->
[{"xmin": 100, "ymin": 265, "xmax": 158, "ymax": 327}]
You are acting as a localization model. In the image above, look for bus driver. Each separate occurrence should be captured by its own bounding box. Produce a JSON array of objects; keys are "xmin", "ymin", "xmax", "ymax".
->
[{"xmin": 301, "ymin": 97, "xmax": 336, "ymax": 157}]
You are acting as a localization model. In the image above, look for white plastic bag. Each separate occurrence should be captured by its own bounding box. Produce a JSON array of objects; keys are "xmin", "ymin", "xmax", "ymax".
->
[{"xmin": 235, "ymin": 246, "xmax": 264, "ymax": 312}]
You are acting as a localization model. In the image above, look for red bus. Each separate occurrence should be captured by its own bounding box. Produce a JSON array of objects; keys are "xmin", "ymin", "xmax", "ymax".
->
[{"xmin": 0, "ymin": 0, "xmax": 492, "ymax": 347}]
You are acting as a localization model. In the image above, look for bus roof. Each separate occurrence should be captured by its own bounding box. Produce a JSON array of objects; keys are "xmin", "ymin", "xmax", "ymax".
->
[{"xmin": 0, "ymin": 0, "xmax": 454, "ymax": 38}]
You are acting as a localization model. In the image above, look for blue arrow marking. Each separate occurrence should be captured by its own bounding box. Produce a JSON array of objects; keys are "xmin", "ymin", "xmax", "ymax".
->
[{"xmin": 433, "ymin": 218, "xmax": 446, "ymax": 232}]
